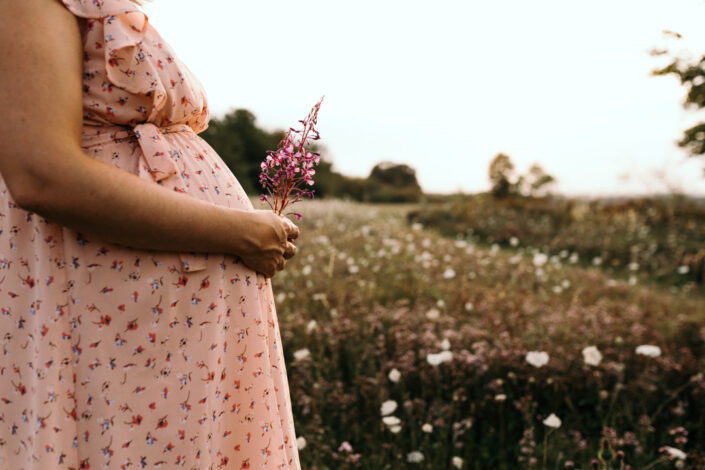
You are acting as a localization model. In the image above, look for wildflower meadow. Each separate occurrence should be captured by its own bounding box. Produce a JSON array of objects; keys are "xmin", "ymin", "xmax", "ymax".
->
[{"xmin": 267, "ymin": 197, "xmax": 705, "ymax": 470}]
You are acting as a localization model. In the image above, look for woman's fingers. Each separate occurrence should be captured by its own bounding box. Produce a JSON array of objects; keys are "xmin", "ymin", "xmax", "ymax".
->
[
  {"xmin": 283, "ymin": 241, "xmax": 297, "ymax": 260},
  {"xmin": 282, "ymin": 217, "xmax": 300, "ymax": 240}
]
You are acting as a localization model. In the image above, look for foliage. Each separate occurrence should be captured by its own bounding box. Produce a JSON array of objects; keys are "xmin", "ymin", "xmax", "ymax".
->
[
  {"xmin": 200, "ymin": 109, "xmax": 424, "ymax": 203},
  {"xmin": 408, "ymin": 192, "xmax": 705, "ymax": 285},
  {"xmin": 651, "ymin": 31, "xmax": 705, "ymax": 174},
  {"xmin": 488, "ymin": 153, "xmax": 518, "ymax": 198},
  {"xmin": 269, "ymin": 198, "xmax": 705, "ymax": 469},
  {"xmin": 365, "ymin": 161, "xmax": 423, "ymax": 203},
  {"xmin": 524, "ymin": 163, "xmax": 556, "ymax": 198},
  {"xmin": 488, "ymin": 154, "xmax": 556, "ymax": 199},
  {"xmin": 199, "ymin": 109, "xmax": 285, "ymax": 195}
]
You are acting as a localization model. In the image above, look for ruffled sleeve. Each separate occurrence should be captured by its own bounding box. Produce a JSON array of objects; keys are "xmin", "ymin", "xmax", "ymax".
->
[{"xmin": 60, "ymin": 0, "xmax": 167, "ymax": 122}]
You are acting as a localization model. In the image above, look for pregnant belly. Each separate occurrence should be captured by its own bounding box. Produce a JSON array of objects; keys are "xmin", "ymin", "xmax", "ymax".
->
[{"xmin": 80, "ymin": 124, "xmax": 255, "ymax": 213}]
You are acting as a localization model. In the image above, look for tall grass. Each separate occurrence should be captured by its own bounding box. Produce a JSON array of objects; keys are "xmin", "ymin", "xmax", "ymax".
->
[
  {"xmin": 408, "ymin": 193, "xmax": 705, "ymax": 287},
  {"xmin": 263, "ymin": 198, "xmax": 705, "ymax": 469}
]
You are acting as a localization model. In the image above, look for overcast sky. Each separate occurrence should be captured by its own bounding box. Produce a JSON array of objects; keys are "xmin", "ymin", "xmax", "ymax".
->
[{"xmin": 143, "ymin": 0, "xmax": 705, "ymax": 197}]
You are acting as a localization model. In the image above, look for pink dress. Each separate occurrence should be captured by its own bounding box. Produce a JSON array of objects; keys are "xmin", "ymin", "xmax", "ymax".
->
[{"xmin": 0, "ymin": 1, "xmax": 301, "ymax": 468}]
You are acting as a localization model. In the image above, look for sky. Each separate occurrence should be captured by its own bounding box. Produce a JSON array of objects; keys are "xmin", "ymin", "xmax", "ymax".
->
[{"xmin": 143, "ymin": 0, "xmax": 705, "ymax": 197}]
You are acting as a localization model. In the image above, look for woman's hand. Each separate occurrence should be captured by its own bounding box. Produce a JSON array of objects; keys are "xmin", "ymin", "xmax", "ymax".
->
[{"xmin": 238, "ymin": 210, "xmax": 300, "ymax": 279}]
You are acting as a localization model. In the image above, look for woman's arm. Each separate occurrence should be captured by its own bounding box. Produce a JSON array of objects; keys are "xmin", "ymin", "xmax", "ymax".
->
[{"xmin": 0, "ymin": 0, "xmax": 297, "ymax": 276}]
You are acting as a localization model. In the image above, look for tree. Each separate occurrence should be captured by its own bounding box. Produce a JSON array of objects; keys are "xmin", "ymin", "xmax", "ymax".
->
[
  {"xmin": 487, "ymin": 154, "xmax": 557, "ymax": 198},
  {"xmin": 366, "ymin": 161, "xmax": 423, "ymax": 202},
  {"xmin": 368, "ymin": 161, "xmax": 421, "ymax": 188},
  {"xmin": 651, "ymin": 30, "xmax": 705, "ymax": 175},
  {"xmin": 488, "ymin": 153, "xmax": 517, "ymax": 198},
  {"xmin": 525, "ymin": 163, "xmax": 556, "ymax": 197}
]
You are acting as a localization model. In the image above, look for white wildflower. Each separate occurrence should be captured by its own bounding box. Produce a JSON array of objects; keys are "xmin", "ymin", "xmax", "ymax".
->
[
  {"xmin": 542, "ymin": 413, "xmax": 561, "ymax": 428},
  {"xmin": 421, "ymin": 423, "xmax": 433, "ymax": 433},
  {"xmin": 510, "ymin": 237, "xmax": 519, "ymax": 247},
  {"xmin": 293, "ymin": 348, "xmax": 310, "ymax": 361},
  {"xmin": 569, "ymin": 253, "xmax": 579, "ymax": 264},
  {"xmin": 582, "ymin": 345, "xmax": 602, "ymax": 366},
  {"xmin": 678, "ymin": 265, "xmax": 689, "ymax": 275},
  {"xmin": 592, "ymin": 256, "xmax": 602, "ymax": 266},
  {"xmin": 306, "ymin": 320, "xmax": 317, "ymax": 333},
  {"xmin": 380, "ymin": 400, "xmax": 398, "ymax": 416},
  {"xmin": 276, "ymin": 292, "xmax": 286, "ymax": 304},
  {"xmin": 296, "ymin": 436, "xmax": 307, "ymax": 450},
  {"xmin": 302, "ymin": 264, "xmax": 312, "ymax": 276},
  {"xmin": 427, "ymin": 350, "xmax": 453, "ymax": 366},
  {"xmin": 382, "ymin": 416, "xmax": 401, "ymax": 427},
  {"xmin": 663, "ymin": 446, "xmax": 687, "ymax": 460},
  {"xmin": 464, "ymin": 302, "xmax": 474, "ymax": 312},
  {"xmin": 452, "ymin": 456, "xmax": 464, "ymax": 469},
  {"xmin": 443, "ymin": 268, "xmax": 456, "ymax": 279},
  {"xmin": 636, "ymin": 345, "xmax": 661, "ymax": 358},
  {"xmin": 494, "ymin": 394, "xmax": 507, "ymax": 402},
  {"xmin": 412, "ymin": 222, "xmax": 424, "ymax": 231},
  {"xmin": 407, "ymin": 451, "xmax": 425, "ymax": 463},
  {"xmin": 425, "ymin": 308, "xmax": 440, "ymax": 320},
  {"xmin": 628, "ymin": 262, "xmax": 639, "ymax": 271},
  {"xmin": 525, "ymin": 351, "xmax": 549, "ymax": 368},
  {"xmin": 533, "ymin": 253, "xmax": 548, "ymax": 267},
  {"xmin": 388, "ymin": 368, "xmax": 401, "ymax": 383},
  {"xmin": 440, "ymin": 338, "xmax": 451, "ymax": 351},
  {"xmin": 389, "ymin": 424, "xmax": 402, "ymax": 433},
  {"xmin": 348, "ymin": 265, "xmax": 359, "ymax": 274}
]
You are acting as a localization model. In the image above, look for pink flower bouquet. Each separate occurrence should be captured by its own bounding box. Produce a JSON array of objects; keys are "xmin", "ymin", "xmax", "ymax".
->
[{"xmin": 259, "ymin": 96, "xmax": 325, "ymax": 220}]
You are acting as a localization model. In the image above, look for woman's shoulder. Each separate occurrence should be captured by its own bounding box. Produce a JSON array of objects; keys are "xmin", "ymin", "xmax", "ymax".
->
[{"xmin": 58, "ymin": 0, "xmax": 143, "ymax": 19}]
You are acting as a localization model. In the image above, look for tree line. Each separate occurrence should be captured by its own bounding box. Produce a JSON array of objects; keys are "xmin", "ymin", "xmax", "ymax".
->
[
  {"xmin": 199, "ymin": 108, "xmax": 561, "ymax": 203},
  {"xmin": 199, "ymin": 109, "xmax": 424, "ymax": 203}
]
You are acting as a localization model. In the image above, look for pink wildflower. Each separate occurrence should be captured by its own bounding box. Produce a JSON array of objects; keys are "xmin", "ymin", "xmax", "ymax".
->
[{"xmin": 259, "ymin": 96, "xmax": 324, "ymax": 220}]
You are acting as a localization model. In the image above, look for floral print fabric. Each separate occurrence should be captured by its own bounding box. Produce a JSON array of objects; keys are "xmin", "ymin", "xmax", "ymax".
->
[{"xmin": 0, "ymin": 1, "xmax": 301, "ymax": 468}]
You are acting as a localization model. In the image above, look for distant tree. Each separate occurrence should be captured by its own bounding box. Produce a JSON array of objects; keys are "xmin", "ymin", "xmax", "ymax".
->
[
  {"xmin": 488, "ymin": 154, "xmax": 557, "ymax": 198},
  {"xmin": 369, "ymin": 161, "xmax": 421, "ymax": 188},
  {"xmin": 488, "ymin": 153, "xmax": 517, "ymax": 198},
  {"xmin": 525, "ymin": 163, "xmax": 556, "ymax": 197},
  {"xmin": 367, "ymin": 161, "xmax": 423, "ymax": 202},
  {"xmin": 651, "ymin": 30, "xmax": 705, "ymax": 176}
]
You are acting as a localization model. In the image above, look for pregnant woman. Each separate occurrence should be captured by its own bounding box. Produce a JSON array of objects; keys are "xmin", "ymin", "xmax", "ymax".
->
[{"xmin": 0, "ymin": 0, "xmax": 302, "ymax": 468}]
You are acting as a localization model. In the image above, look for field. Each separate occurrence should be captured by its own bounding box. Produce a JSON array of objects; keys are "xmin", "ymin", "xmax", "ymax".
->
[{"xmin": 263, "ymin": 197, "xmax": 705, "ymax": 469}]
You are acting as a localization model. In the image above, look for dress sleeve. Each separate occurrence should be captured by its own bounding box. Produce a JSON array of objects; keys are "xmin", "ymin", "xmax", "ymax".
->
[{"xmin": 59, "ymin": 0, "xmax": 168, "ymax": 122}]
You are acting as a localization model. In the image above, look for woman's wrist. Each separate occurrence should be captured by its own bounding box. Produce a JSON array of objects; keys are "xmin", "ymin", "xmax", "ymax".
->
[{"xmin": 222, "ymin": 207, "xmax": 261, "ymax": 259}]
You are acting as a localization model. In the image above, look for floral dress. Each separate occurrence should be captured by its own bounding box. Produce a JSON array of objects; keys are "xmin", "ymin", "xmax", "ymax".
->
[{"xmin": 0, "ymin": 1, "xmax": 301, "ymax": 468}]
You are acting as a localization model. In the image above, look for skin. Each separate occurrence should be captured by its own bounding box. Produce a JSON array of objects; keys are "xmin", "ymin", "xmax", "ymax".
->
[{"xmin": 0, "ymin": 0, "xmax": 298, "ymax": 279}]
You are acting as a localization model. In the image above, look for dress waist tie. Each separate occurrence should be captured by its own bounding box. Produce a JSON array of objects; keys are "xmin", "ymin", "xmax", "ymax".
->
[{"xmin": 81, "ymin": 122, "xmax": 209, "ymax": 274}]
